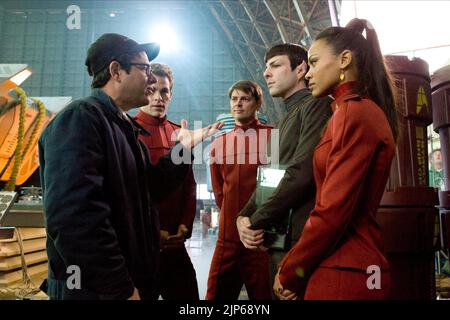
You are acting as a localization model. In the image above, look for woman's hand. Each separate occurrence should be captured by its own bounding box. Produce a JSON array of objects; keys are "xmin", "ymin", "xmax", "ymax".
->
[{"xmin": 273, "ymin": 268, "xmax": 297, "ymax": 300}]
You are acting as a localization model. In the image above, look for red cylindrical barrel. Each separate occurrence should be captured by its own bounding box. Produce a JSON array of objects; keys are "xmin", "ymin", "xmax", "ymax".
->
[{"xmin": 378, "ymin": 56, "xmax": 439, "ymax": 300}]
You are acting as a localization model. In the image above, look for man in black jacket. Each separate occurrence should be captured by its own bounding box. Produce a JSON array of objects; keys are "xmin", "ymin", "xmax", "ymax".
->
[
  {"xmin": 236, "ymin": 44, "xmax": 332, "ymax": 296},
  {"xmin": 39, "ymin": 33, "xmax": 221, "ymax": 300}
]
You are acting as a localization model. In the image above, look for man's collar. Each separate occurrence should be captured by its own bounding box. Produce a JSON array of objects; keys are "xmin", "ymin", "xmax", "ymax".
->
[
  {"xmin": 92, "ymin": 89, "xmax": 122, "ymax": 115},
  {"xmin": 128, "ymin": 115, "xmax": 150, "ymax": 136},
  {"xmin": 283, "ymin": 88, "xmax": 310, "ymax": 111},
  {"xmin": 91, "ymin": 89, "xmax": 150, "ymax": 136},
  {"xmin": 135, "ymin": 110, "xmax": 168, "ymax": 126}
]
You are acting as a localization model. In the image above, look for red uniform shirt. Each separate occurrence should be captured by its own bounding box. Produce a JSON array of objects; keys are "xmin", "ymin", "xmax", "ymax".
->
[
  {"xmin": 210, "ymin": 120, "xmax": 273, "ymax": 242},
  {"xmin": 134, "ymin": 111, "xmax": 196, "ymax": 238}
]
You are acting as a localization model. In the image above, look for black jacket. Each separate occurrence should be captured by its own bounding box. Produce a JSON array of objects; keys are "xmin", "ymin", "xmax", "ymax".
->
[
  {"xmin": 239, "ymin": 89, "xmax": 332, "ymax": 248},
  {"xmin": 38, "ymin": 89, "xmax": 190, "ymax": 299}
]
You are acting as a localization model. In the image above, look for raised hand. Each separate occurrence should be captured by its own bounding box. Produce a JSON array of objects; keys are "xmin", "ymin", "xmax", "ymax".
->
[{"xmin": 177, "ymin": 119, "xmax": 223, "ymax": 149}]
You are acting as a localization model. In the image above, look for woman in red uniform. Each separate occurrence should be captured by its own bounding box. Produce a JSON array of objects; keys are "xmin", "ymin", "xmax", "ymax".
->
[{"xmin": 274, "ymin": 18, "xmax": 398, "ymax": 300}]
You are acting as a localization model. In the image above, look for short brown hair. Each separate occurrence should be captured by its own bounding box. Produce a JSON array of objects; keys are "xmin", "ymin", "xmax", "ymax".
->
[
  {"xmin": 150, "ymin": 63, "xmax": 174, "ymax": 91},
  {"xmin": 228, "ymin": 80, "xmax": 263, "ymax": 104},
  {"xmin": 265, "ymin": 43, "xmax": 308, "ymax": 71}
]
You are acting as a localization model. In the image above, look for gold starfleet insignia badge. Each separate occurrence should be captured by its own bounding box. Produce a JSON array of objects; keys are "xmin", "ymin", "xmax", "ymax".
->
[{"xmin": 416, "ymin": 86, "xmax": 427, "ymax": 115}]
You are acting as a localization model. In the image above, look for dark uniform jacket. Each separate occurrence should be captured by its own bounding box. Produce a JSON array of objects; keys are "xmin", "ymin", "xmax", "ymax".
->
[
  {"xmin": 239, "ymin": 89, "xmax": 332, "ymax": 248},
  {"xmin": 38, "ymin": 89, "xmax": 190, "ymax": 299}
]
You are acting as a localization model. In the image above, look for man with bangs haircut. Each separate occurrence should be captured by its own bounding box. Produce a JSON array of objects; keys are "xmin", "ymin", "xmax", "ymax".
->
[
  {"xmin": 206, "ymin": 80, "xmax": 273, "ymax": 300},
  {"xmin": 134, "ymin": 63, "xmax": 199, "ymax": 300}
]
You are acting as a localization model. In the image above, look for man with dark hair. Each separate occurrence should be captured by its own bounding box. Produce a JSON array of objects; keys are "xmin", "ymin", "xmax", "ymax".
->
[
  {"xmin": 38, "ymin": 33, "xmax": 221, "ymax": 300},
  {"xmin": 134, "ymin": 63, "xmax": 199, "ymax": 300},
  {"xmin": 206, "ymin": 80, "xmax": 273, "ymax": 300},
  {"xmin": 236, "ymin": 43, "xmax": 332, "ymax": 296}
]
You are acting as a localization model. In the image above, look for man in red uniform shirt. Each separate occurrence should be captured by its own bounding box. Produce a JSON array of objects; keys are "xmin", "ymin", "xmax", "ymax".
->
[
  {"xmin": 206, "ymin": 80, "xmax": 273, "ymax": 300},
  {"xmin": 134, "ymin": 63, "xmax": 199, "ymax": 300}
]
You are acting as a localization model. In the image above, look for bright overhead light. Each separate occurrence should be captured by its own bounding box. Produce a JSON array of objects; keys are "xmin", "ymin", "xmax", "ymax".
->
[
  {"xmin": 10, "ymin": 68, "xmax": 32, "ymax": 85},
  {"xmin": 109, "ymin": 12, "xmax": 116, "ymax": 18},
  {"xmin": 149, "ymin": 24, "xmax": 178, "ymax": 53},
  {"xmin": 339, "ymin": 1, "xmax": 450, "ymax": 73}
]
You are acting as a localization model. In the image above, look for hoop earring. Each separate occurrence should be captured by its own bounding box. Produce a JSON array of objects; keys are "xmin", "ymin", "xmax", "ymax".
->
[{"xmin": 339, "ymin": 70, "xmax": 345, "ymax": 81}]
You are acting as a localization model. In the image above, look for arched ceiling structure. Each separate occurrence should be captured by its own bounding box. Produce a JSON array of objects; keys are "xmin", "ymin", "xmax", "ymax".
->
[
  {"xmin": 206, "ymin": 0, "xmax": 336, "ymax": 121},
  {"xmin": 0, "ymin": 0, "xmax": 338, "ymax": 122}
]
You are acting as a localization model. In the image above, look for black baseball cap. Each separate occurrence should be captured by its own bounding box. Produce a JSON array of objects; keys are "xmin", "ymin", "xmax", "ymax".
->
[{"xmin": 85, "ymin": 33, "xmax": 160, "ymax": 76}]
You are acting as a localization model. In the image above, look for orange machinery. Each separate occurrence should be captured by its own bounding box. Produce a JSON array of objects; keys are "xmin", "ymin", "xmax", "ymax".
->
[
  {"xmin": 0, "ymin": 65, "xmax": 53, "ymax": 190},
  {"xmin": 0, "ymin": 65, "xmax": 55, "ymax": 297}
]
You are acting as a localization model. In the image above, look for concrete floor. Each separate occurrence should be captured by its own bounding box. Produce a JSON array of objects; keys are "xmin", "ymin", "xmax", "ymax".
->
[
  {"xmin": 186, "ymin": 219, "xmax": 248, "ymax": 300},
  {"xmin": 0, "ymin": 219, "xmax": 244, "ymax": 301}
]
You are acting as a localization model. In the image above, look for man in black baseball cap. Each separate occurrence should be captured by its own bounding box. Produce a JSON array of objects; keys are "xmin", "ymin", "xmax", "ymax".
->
[
  {"xmin": 39, "ymin": 33, "xmax": 222, "ymax": 300},
  {"xmin": 85, "ymin": 33, "xmax": 160, "ymax": 77},
  {"xmin": 84, "ymin": 33, "xmax": 161, "ymax": 110}
]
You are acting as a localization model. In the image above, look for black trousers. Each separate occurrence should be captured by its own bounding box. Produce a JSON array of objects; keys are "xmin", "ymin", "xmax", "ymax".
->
[{"xmin": 157, "ymin": 246, "xmax": 199, "ymax": 300}]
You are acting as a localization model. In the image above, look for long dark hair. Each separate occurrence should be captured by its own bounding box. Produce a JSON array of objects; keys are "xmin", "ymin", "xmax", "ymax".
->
[{"xmin": 315, "ymin": 18, "xmax": 399, "ymax": 141}]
